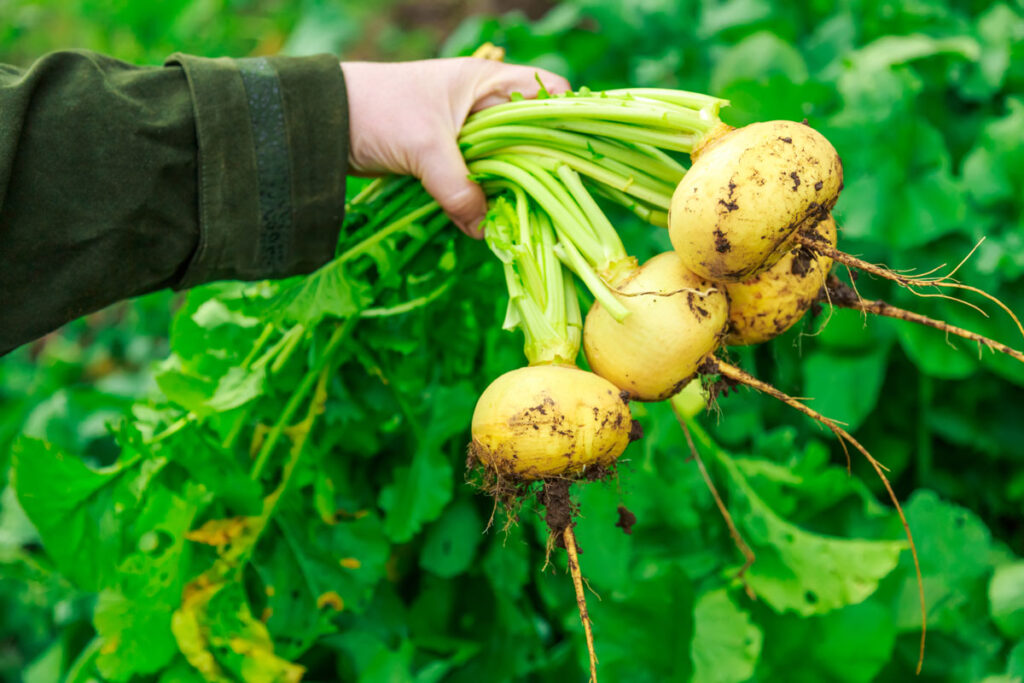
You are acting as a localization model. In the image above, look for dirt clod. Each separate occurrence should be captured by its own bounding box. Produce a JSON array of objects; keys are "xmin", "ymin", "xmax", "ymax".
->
[
  {"xmin": 539, "ymin": 479, "xmax": 575, "ymax": 540},
  {"xmin": 629, "ymin": 419, "xmax": 644, "ymax": 442},
  {"xmin": 615, "ymin": 505, "xmax": 637, "ymax": 535}
]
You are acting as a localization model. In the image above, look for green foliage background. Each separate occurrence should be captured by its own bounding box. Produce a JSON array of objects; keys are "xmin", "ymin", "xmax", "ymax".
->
[{"xmin": 1, "ymin": 0, "xmax": 1023, "ymax": 681}]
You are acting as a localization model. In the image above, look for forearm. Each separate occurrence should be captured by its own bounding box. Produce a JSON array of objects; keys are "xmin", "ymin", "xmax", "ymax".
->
[{"xmin": 0, "ymin": 50, "xmax": 349, "ymax": 355}]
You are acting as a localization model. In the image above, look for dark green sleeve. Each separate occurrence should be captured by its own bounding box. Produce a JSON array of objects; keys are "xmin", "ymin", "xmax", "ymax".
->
[{"xmin": 0, "ymin": 50, "xmax": 349, "ymax": 356}]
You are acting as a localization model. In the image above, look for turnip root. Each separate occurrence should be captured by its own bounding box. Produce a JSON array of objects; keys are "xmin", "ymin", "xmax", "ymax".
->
[
  {"xmin": 583, "ymin": 252, "xmax": 728, "ymax": 400},
  {"xmin": 669, "ymin": 121, "xmax": 842, "ymax": 282},
  {"xmin": 823, "ymin": 275, "xmax": 1024, "ymax": 364}
]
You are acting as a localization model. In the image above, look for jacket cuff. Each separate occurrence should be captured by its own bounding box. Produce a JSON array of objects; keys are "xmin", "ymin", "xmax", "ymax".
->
[{"xmin": 165, "ymin": 53, "xmax": 348, "ymax": 288}]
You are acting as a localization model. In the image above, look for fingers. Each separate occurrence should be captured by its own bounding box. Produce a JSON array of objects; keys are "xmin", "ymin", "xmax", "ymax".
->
[
  {"xmin": 417, "ymin": 140, "xmax": 487, "ymax": 239},
  {"xmin": 470, "ymin": 61, "xmax": 572, "ymax": 113}
]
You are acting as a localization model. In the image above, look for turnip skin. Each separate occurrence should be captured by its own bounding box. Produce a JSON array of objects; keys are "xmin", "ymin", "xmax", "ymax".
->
[
  {"xmin": 470, "ymin": 364, "xmax": 632, "ymax": 480},
  {"xmin": 669, "ymin": 120, "xmax": 843, "ymax": 282},
  {"xmin": 724, "ymin": 215, "xmax": 837, "ymax": 346},
  {"xmin": 583, "ymin": 252, "xmax": 729, "ymax": 402}
]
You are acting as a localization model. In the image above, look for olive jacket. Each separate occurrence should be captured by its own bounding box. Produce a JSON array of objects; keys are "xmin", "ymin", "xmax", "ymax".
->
[{"xmin": 0, "ymin": 51, "xmax": 350, "ymax": 355}]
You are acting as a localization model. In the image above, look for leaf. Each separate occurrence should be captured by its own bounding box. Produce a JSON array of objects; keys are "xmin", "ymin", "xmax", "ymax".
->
[
  {"xmin": 419, "ymin": 498, "xmax": 483, "ymax": 578},
  {"xmin": 892, "ymin": 490, "xmax": 998, "ymax": 632},
  {"xmin": 989, "ymin": 561, "xmax": 1024, "ymax": 639},
  {"xmin": 264, "ymin": 260, "xmax": 374, "ymax": 327},
  {"xmin": 156, "ymin": 429, "xmax": 262, "ymax": 515},
  {"xmin": 172, "ymin": 581, "xmax": 305, "ymax": 683},
  {"xmin": 802, "ymin": 346, "xmax": 890, "ymax": 432},
  {"xmin": 709, "ymin": 30, "xmax": 809, "ymax": 95},
  {"xmin": 691, "ymin": 589, "xmax": 762, "ymax": 683},
  {"xmin": 481, "ymin": 525, "xmax": 530, "ymax": 598},
  {"xmin": 155, "ymin": 358, "xmax": 266, "ymax": 418},
  {"xmin": 379, "ymin": 383, "xmax": 476, "ymax": 542},
  {"xmin": 848, "ymin": 34, "xmax": 980, "ymax": 72},
  {"xmin": 94, "ymin": 484, "xmax": 201, "ymax": 681},
  {"xmin": 707, "ymin": 433, "xmax": 905, "ymax": 616},
  {"xmin": 595, "ymin": 563, "xmax": 696, "ymax": 682},
  {"xmin": 895, "ymin": 312, "xmax": 979, "ymax": 380},
  {"xmin": 963, "ymin": 98, "xmax": 1024, "ymax": 208},
  {"xmin": 756, "ymin": 598, "xmax": 896, "ymax": 682},
  {"xmin": 572, "ymin": 480, "xmax": 633, "ymax": 589},
  {"xmin": 11, "ymin": 438, "xmax": 124, "ymax": 591},
  {"xmin": 255, "ymin": 508, "xmax": 390, "ymax": 658}
]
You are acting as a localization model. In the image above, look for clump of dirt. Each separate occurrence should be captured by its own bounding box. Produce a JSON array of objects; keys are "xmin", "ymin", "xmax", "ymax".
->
[
  {"xmin": 629, "ymin": 419, "xmax": 644, "ymax": 442},
  {"xmin": 539, "ymin": 479, "xmax": 577, "ymax": 549},
  {"xmin": 615, "ymin": 505, "xmax": 637, "ymax": 535},
  {"xmin": 699, "ymin": 356, "xmax": 740, "ymax": 404},
  {"xmin": 790, "ymin": 245, "xmax": 816, "ymax": 277}
]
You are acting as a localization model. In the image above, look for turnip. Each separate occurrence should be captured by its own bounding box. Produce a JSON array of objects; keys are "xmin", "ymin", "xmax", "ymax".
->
[
  {"xmin": 470, "ymin": 363, "xmax": 633, "ymax": 479},
  {"xmin": 583, "ymin": 252, "xmax": 728, "ymax": 401},
  {"xmin": 724, "ymin": 215, "xmax": 836, "ymax": 346},
  {"xmin": 669, "ymin": 121, "xmax": 842, "ymax": 282}
]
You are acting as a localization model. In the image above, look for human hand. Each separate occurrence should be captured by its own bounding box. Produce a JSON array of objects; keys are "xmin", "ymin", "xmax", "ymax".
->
[{"xmin": 340, "ymin": 58, "xmax": 571, "ymax": 237}]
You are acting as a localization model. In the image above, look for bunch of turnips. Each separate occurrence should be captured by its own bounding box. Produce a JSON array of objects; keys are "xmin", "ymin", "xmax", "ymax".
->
[{"xmin": 454, "ymin": 81, "xmax": 1024, "ymax": 682}]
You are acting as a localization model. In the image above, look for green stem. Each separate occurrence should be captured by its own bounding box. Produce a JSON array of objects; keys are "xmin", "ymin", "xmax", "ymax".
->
[
  {"xmin": 360, "ymin": 279, "xmax": 453, "ymax": 317},
  {"xmin": 64, "ymin": 637, "xmax": 102, "ymax": 683},
  {"xmin": 461, "ymin": 124, "xmax": 686, "ymax": 185},
  {"xmin": 469, "ymin": 158, "xmax": 604, "ymax": 266},
  {"xmin": 556, "ymin": 164, "xmax": 628, "ymax": 263},
  {"xmin": 554, "ymin": 239, "xmax": 630, "ymax": 323},
  {"xmin": 462, "ymin": 97, "xmax": 716, "ymax": 138},
  {"xmin": 269, "ymin": 324, "xmax": 307, "ymax": 374},
  {"xmin": 473, "ymin": 144, "xmax": 675, "ymax": 208},
  {"xmin": 532, "ymin": 119, "xmax": 701, "ymax": 153},
  {"xmin": 590, "ymin": 183, "xmax": 670, "ymax": 228},
  {"xmin": 338, "ymin": 200, "xmax": 441, "ymax": 263},
  {"xmin": 604, "ymin": 87, "xmax": 727, "ymax": 112},
  {"xmin": 249, "ymin": 318, "xmax": 356, "ymax": 481},
  {"xmin": 241, "ymin": 324, "xmax": 276, "ymax": 367}
]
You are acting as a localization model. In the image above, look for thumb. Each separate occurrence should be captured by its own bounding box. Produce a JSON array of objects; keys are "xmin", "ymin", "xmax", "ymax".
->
[{"xmin": 417, "ymin": 142, "xmax": 487, "ymax": 239}]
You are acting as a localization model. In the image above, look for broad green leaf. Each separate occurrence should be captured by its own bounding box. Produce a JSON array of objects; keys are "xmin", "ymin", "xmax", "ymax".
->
[
  {"xmin": 266, "ymin": 260, "xmax": 374, "ymax": 326},
  {"xmin": 756, "ymin": 599, "xmax": 896, "ymax": 682},
  {"xmin": 22, "ymin": 638, "xmax": 65, "ymax": 683},
  {"xmin": 595, "ymin": 563, "xmax": 696, "ymax": 682},
  {"xmin": 802, "ymin": 346, "xmax": 890, "ymax": 431},
  {"xmin": 848, "ymin": 34, "xmax": 980, "ymax": 72},
  {"xmin": 989, "ymin": 562, "xmax": 1024, "ymax": 639},
  {"xmin": 481, "ymin": 525, "xmax": 530, "ymax": 598},
  {"xmin": 691, "ymin": 589, "xmax": 762, "ymax": 683},
  {"xmin": 895, "ymin": 313, "xmax": 979, "ymax": 379},
  {"xmin": 11, "ymin": 438, "xmax": 124, "ymax": 590},
  {"xmin": 956, "ymin": 4, "xmax": 1024, "ymax": 98},
  {"xmin": 155, "ymin": 358, "xmax": 266, "ymax": 418},
  {"xmin": 255, "ymin": 508, "xmax": 390, "ymax": 658},
  {"xmin": 93, "ymin": 484, "xmax": 200, "ymax": 681},
  {"xmin": 700, "ymin": 428, "xmax": 905, "ymax": 616},
  {"xmin": 572, "ymin": 480, "xmax": 633, "ymax": 589},
  {"xmin": 963, "ymin": 98, "xmax": 1024, "ymax": 207},
  {"xmin": 379, "ymin": 383, "xmax": 476, "ymax": 542},
  {"xmin": 892, "ymin": 490, "xmax": 998, "ymax": 632},
  {"xmin": 420, "ymin": 498, "xmax": 483, "ymax": 578},
  {"xmin": 709, "ymin": 30, "xmax": 808, "ymax": 94}
]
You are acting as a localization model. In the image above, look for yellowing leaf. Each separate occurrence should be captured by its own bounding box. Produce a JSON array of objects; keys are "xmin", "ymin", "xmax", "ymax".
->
[
  {"xmin": 173, "ymin": 579, "xmax": 305, "ymax": 683},
  {"xmin": 316, "ymin": 591, "xmax": 345, "ymax": 612},
  {"xmin": 186, "ymin": 517, "xmax": 260, "ymax": 550}
]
